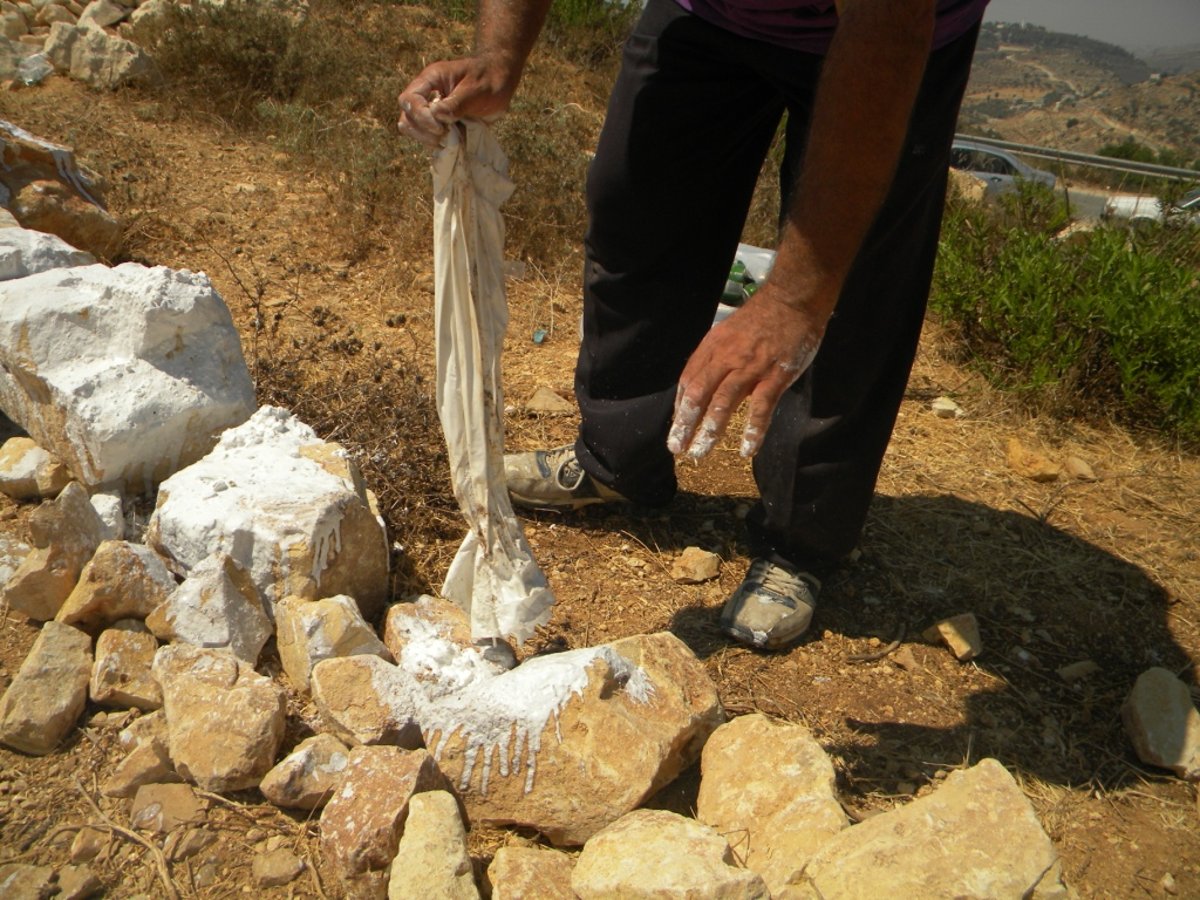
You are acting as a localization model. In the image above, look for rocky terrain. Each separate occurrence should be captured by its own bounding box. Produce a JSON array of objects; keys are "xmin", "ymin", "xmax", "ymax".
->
[{"xmin": 0, "ymin": 5, "xmax": 1199, "ymax": 899}]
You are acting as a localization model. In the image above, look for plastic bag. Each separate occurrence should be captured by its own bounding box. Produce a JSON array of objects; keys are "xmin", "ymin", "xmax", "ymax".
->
[{"xmin": 431, "ymin": 121, "xmax": 554, "ymax": 644}]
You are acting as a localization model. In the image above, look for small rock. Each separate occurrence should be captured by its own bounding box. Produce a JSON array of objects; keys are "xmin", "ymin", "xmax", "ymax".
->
[
  {"xmin": 0, "ymin": 620, "xmax": 92, "ymax": 755},
  {"xmin": 252, "ymin": 848, "xmax": 305, "ymax": 888},
  {"xmin": 102, "ymin": 711, "xmax": 179, "ymax": 798},
  {"xmin": 276, "ymin": 593, "xmax": 391, "ymax": 691},
  {"xmin": 1161, "ymin": 872, "xmax": 1179, "ymax": 895},
  {"xmin": 1006, "ymin": 437, "xmax": 1060, "ymax": 482},
  {"xmin": 670, "ymin": 546, "xmax": 720, "ymax": 584},
  {"xmin": 0, "ymin": 864, "xmax": 56, "ymax": 900},
  {"xmin": 56, "ymin": 539, "xmax": 177, "ymax": 633},
  {"xmin": 259, "ymin": 734, "xmax": 350, "ymax": 811},
  {"xmin": 571, "ymin": 809, "xmax": 768, "ymax": 899},
  {"xmin": 930, "ymin": 396, "xmax": 963, "ymax": 418},
  {"xmin": 90, "ymin": 621, "xmax": 162, "ymax": 710},
  {"xmin": 387, "ymin": 791, "xmax": 478, "ymax": 899},
  {"xmin": 524, "ymin": 386, "xmax": 574, "ymax": 415},
  {"xmin": 696, "ymin": 713, "xmax": 846, "ymax": 895},
  {"xmin": 153, "ymin": 644, "xmax": 287, "ymax": 792},
  {"xmin": 88, "ymin": 491, "xmax": 125, "ymax": 541},
  {"xmin": 69, "ymin": 826, "xmax": 108, "ymax": 863},
  {"xmin": 310, "ymin": 654, "xmax": 423, "ymax": 748},
  {"xmin": 166, "ymin": 828, "xmax": 215, "ymax": 863},
  {"xmin": 800, "ymin": 758, "xmax": 1066, "ymax": 897},
  {"xmin": 1056, "ymin": 659, "xmax": 1101, "ymax": 683},
  {"xmin": 1064, "ymin": 455, "xmax": 1097, "ymax": 481},
  {"xmin": 146, "ymin": 553, "xmax": 271, "ymax": 664},
  {"xmin": 1121, "ymin": 667, "xmax": 1200, "ymax": 780},
  {"xmin": 0, "ymin": 436, "xmax": 71, "ymax": 500},
  {"xmin": 922, "ymin": 612, "xmax": 982, "ymax": 661},
  {"xmin": 130, "ymin": 783, "xmax": 206, "ymax": 834},
  {"xmin": 77, "ymin": 0, "xmax": 126, "ymax": 27},
  {"xmin": 319, "ymin": 746, "xmax": 454, "ymax": 897},
  {"xmin": 487, "ymin": 846, "xmax": 575, "ymax": 900},
  {"xmin": 56, "ymin": 863, "xmax": 101, "ymax": 900},
  {"xmin": 0, "ymin": 482, "xmax": 105, "ymax": 621}
]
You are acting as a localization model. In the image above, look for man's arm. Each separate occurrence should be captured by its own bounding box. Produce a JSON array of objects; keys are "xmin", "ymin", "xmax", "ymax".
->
[
  {"xmin": 398, "ymin": 0, "xmax": 553, "ymax": 146},
  {"xmin": 668, "ymin": 0, "xmax": 937, "ymax": 459}
]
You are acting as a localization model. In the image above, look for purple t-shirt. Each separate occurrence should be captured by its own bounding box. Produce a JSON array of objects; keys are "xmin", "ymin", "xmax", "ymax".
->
[{"xmin": 673, "ymin": 0, "xmax": 990, "ymax": 53}]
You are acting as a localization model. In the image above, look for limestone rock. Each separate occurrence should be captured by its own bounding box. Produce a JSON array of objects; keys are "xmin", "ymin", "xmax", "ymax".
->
[
  {"xmin": 1005, "ymin": 437, "xmax": 1060, "ymax": 483},
  {"xmin": 0, "ymin": 864, "xmax": 56, "ymax": 900},
  {"xmin": 146, "ymin": 553, "xmax": 271, "ymax": 664},
  {"xmin": 147, "ymin": 407, "xmax": 388, "ymax": 618},
  {"xmin": 488, "ymin": 846, "xmax": 576, "ymax": 900},
  {"xmin": 90, "ymin": 620, "xmax": 161, "ymax": 710},
  {"xmin": 931, "ymin": 396, "xmax": 964, "ymax": 418},
  {"xmin": 319, "ymin": 746, "xmax": 454, "ymax": 896},
  {"xmin": 259, "ymin": 733, "xmax": 350, "ymax": 811},
  {"xmin": 524, "ymin": 386, "xmax": 573, "ymax": 415},
  {"xmin": 57, "ymin": 539, "xmax": 176, "ymax": 632},
  {"xmin": 56, "ymin": 863, "xmax": 102, "ymax": 900},
  {"xmin": 387, "ymin": 790, "xmax": 478, "ymax": 900},
  {"xmin": 0, "ymin": 436, "xmax": 73, "ymax": 500},
  {"xmin": 88, "ymin": 490, "xmax": 125, "ymax": 541},
  {"xmin": 0, "ymin": 620, "xmax": 91, "ymax": 755},
  {"xmin": 1121, "ymin": 667, "xmax": 1200, "ymax": 780},
  {"xmin": 0, "ymin": 482, "xmax": 105, "ymax": 621},
  {"xmin": 130, "ymin": 782, "xmax": 206, "ymax": 833},
  {"xmin": 670, "ymin": 546, "xmax": 721, "ymax": 584},
  {"xmin": 1, "ymin": 228, "xmax": 94, "ymax": 292},
  {"xmin": 309, "ymin": 654, "xmax": 422, "ymax": 748},
  {"xmin": 253, "ymin": 848, "xmax": 306, "ymax": 887},
  {"xmin": 1064, "ymin": 455, "xmax": 1097, "ymax": 481},
  {"xmin": 153, "ymin": 644, "xmax": 286, "ymax": 792},
  {"xmin": 696, "ymin": 714, "xmax": 847, "ymax": 895},
  {"xmin": 571, "ymin": 809, "xmax": 769, "ymax": 899},
  {"xmin": 103, "ymin": 709, "xmax": 179, "ymax": 797},
  {"xmin": 799, "ymin": 758, "xmax": 1067, "ymax": 898},
  {"xmin": 386, "ymin": 600, "xmax": 475, "ymax": 662},
  {"xmin": 43, "ymin": 20, "xmax": 149, "ymax": 88},
  {"xmin": 77, "ymin": 0, "xmax": 125, "ymax": 27},
  {"xmin": 2, "ymin": 6, "xmax": 29, "ymax": 42},
  {"xmin": 0, "ymin": 264, "xmax": 255, "ymax": 492},
  {"xmin": 923, "ymin": 612, "xmax": 982, "ymax": 661},
  {"xmin": 276, "ymin": 593, "xmax": 390, "ymax": 690},
  {"xmin": 432, "ymin": 632, "xmax": 725, "ymax": 846},
  {"xmin": 0, "ymin": 533, "xmax": 31, "ymax": 592}
]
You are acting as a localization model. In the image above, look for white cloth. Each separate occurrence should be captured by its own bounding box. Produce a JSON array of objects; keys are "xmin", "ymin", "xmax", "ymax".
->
[{"xmin": 431, "ymin": 121, "xmax": 554, "ymax": 644}]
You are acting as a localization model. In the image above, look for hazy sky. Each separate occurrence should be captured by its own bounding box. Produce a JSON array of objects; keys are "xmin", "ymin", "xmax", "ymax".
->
[{"xmin": 984, "ymin": 0, "xmax": 1200, "ymax": 52}]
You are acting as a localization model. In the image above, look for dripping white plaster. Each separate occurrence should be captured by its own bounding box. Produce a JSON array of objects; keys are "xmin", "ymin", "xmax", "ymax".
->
[{"xmin": 388, "ymin": 615, "xmax": 653, "ymax": 796}]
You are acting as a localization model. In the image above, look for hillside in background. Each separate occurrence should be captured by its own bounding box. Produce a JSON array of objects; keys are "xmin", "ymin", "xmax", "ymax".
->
[{"xmin": 961, "ymin": 23, "xmax": 1200, "ymax": 165}]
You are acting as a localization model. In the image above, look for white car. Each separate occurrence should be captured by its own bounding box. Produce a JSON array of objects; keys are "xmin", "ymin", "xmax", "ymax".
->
[{"xmin": 1103, "ymin": 188, "xmax": 1200, "ymax": 225}]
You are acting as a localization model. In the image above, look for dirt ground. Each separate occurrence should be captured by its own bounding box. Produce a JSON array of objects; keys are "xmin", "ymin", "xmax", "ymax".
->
[{"xmin": 2, "ymin": 77, "xmax": 1199, "ymax": 898}]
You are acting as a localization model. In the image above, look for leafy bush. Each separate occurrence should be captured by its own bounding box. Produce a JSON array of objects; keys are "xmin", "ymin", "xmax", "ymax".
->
[{"xmin": 932, "ymin": 185, "xmax": 1200, "ymax": 441}]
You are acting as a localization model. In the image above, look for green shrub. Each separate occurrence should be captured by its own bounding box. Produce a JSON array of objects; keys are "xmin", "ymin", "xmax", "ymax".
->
[{"xmin": 932, "ymin": 187, "xmax": 1200, "ymax": 441}]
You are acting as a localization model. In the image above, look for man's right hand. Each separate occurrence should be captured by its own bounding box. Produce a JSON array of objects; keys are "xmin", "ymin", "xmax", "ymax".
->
[{"xmin": 398, "ymin": 57, "xmax": 518, "ymax": 147}]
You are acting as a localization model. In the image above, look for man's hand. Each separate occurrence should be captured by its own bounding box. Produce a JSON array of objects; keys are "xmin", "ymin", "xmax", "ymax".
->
[
  {"xmin": 397, "ymin": 0, "xmax": 552, "ymax": 146},
  {"xmin": 398, "ymin": 58, "xmax": 517, "ymax": 147},
  {"xmin": 668, "ymin": 285, "xmax": 826, "ymax": 459}
]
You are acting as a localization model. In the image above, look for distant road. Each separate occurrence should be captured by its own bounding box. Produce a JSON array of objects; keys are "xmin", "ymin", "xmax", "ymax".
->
[{"xmin": 1064, "ymin": 188, "xmax": 1108, "ymax": 221}]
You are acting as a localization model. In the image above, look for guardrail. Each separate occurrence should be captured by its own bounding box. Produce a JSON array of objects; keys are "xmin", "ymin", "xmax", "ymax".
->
[{"xmin": 954, "ymin": 134, "xmax": 1200, "ymax": 183}]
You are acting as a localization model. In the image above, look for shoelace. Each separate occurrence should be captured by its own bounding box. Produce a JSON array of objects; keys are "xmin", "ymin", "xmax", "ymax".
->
[
  {"xmin": 748, "ymin": 559, "xmax": 812, "ymax": 603},
  {"xmin": 549, "ymin": 446, "xmax": 586, "ymax": 490}
]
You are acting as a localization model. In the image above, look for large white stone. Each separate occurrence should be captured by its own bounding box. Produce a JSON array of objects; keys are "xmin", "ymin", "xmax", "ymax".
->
[
  {"xmin": 146, "ymin": 407, "xmax": 388, "ymax": 618},
  {"xmin": 0, "ymin": 263, "xmax": 255, "ymax": 492},
  {"xmin": 42, "ymin": 20, "xmax": 150, "ymax": 88},
  {"xmin": 0, "ymin": 226, "xmax": 93, "ymax": 282}
]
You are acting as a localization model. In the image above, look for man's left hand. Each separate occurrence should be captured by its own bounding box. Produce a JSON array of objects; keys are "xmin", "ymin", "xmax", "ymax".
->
[{"xmin": 668, "ymin": 285, "xmax": 826, "ymax": 459}]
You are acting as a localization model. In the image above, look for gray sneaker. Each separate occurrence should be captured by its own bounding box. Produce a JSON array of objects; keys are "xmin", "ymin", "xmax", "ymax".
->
[
  {"xmin": 505, "ymin": 444, "xmax": 626, "ymax": 511},
  {"xmin": 720, "ymin": 559, "xmax": 820, "ymax": 650}
]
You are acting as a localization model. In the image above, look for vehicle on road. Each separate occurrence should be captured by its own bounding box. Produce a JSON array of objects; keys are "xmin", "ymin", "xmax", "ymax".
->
[
  {"xmin": 949, "ymin": 140, "xmax": 1057, "ymax": 196},
  {"xmin": 1103, "ymin": 188, "xmax": 1200, "ymax": 225}
]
